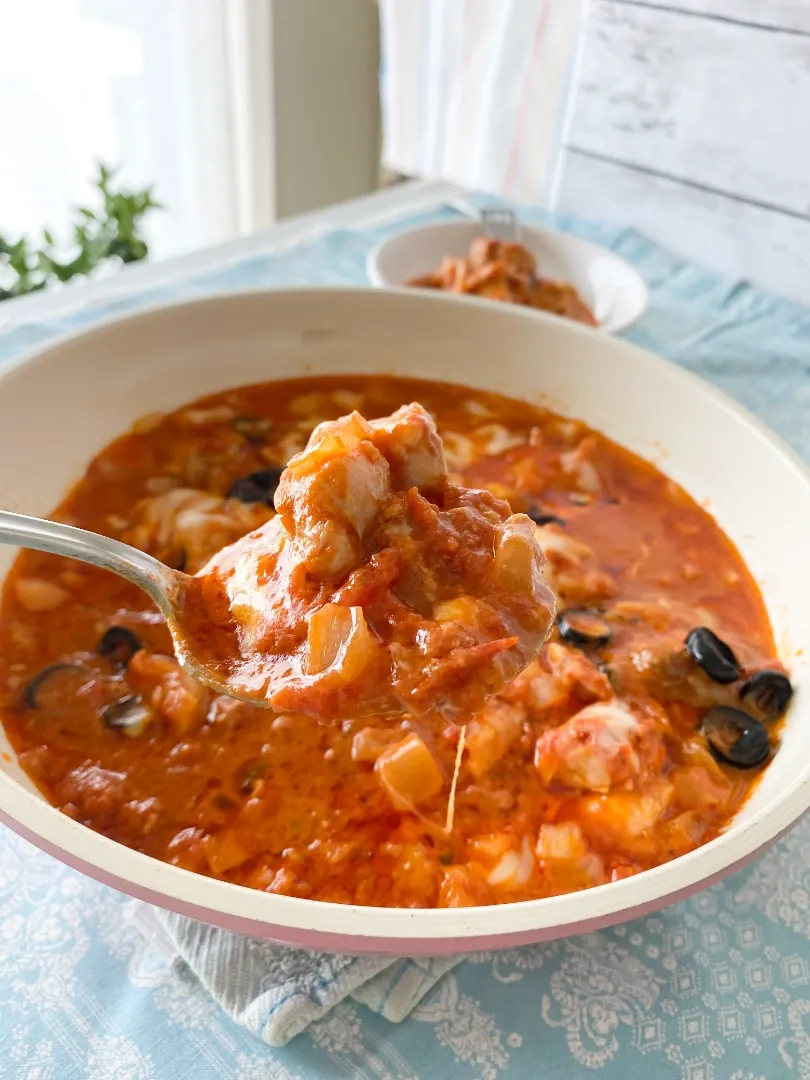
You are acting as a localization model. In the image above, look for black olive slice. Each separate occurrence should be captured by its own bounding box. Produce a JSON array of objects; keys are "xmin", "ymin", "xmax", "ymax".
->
[
  {"xmin": 557, "ymin": 608, "xmax": 611, "ymax": 647},
  {"xmin": 23, "ymin": 664, "xmax": 88, "ymax": 709},
  {"xmin": 98, "ymin": 626, "xmax": 142, "ymax": 668},
  {"xmin": 740, "ymin": 670, "xmax": 794, "ymax": 723},
  {"xmin": 702, "ymin": 706, "xmax": 770, "ymax": 768},
  {"xmin": 227, "ymin": 467, "xmax": 283, "ymax": 506},
  {"xmin": 527, "ymin": 506, "xmax": 566, "ymax": 527},
  {"xmin": 684, "ymin": 627, "xmax": 741, "ymax": 685},
  {"xmin": 101, "ymin": 695, "xmax": 152, "ymax": 737},
  {"xmin": 231, "ymin": 416, "xmax": 271, "ymax": 441}
]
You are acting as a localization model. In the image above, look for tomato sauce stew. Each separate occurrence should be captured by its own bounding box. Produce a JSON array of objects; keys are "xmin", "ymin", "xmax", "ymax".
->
[
  {"xmin": 0, "ymin": 376, "xmax": 791, "ymax": 908},
  {"xmin": 181, "ymin": 402, "xmax": 555, "ymax": 721}
]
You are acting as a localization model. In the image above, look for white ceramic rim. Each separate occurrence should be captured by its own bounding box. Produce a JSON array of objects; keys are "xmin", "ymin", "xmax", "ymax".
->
[
  {"xmin": 0, "ymin": 285, "xmax": 807, "ymax": 947},
  {"xmin": 365, "ymin": 220, "xmax": 651, "ymax": 334}
]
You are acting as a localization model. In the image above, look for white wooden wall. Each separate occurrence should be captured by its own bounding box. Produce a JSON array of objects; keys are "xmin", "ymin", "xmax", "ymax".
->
[{"xmin": 557, "ymin": 0, "xmax": 810, "ymax": 303}]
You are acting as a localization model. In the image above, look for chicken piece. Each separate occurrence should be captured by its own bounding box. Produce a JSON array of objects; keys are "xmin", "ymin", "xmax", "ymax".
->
[
  {"xmin": 544, "ymin": 642, "xmax": 612, "ymax": 704},
  {"xmin": 499, "ymin": 644, "xmax": 607, "ymax": 725},
  {"xmin": 123, "ymin": 488, "xmax": 272, "ymax": 572},
  {"xmin": 369, "ymin": 402, "xmax": 446, "ymax": 490},
  {"xmin": 275, "ymin": 411, "xmax": 391, "ymax": 579},
  {"xmin": 183, "ymin": 404, "xmax": 556, "ymax": 722},
  {"xmin": 626, "ymin": 638, "xmax": 729, "ymax": 708},
  {"xmin": 534, "ymin": 699, "xmax": 665, "ymax": 792},
  {"xmin": 58, "ymin": 764, "xmax": 127, "ymax": 830}
]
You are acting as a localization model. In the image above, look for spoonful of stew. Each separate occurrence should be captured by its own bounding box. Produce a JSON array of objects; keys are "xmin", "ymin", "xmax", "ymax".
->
[{"xmin": 0, "ymin": 403, "xmax": 556, "ymax": 721}]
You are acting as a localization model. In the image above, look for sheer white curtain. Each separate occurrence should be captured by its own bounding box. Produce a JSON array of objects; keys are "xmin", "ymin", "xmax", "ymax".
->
[
  {"xmin": 0, "ymin": 0, "xmax": 244, "ymax": 259},
  {"xmin": 0, "ymin": 0, "xmax": 380, "ymax": 266},
  {"xmin": 379, "ymin": 0, "xmax": 589, "ymax": 206}
]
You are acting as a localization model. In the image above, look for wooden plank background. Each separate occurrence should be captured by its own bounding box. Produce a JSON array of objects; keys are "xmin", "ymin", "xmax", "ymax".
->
[{"xmin": 557, "ymin": 0, "xmax": 810, "ymax": 302}]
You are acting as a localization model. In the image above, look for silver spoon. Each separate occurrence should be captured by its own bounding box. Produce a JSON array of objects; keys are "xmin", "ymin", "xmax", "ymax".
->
[
  {"xmin": 480, "ymin": 207, "xmax": 519, "ymax": 243},
  {"xmin": 0, "ymin": 508, "xmax": 242, "ymax": 700}
]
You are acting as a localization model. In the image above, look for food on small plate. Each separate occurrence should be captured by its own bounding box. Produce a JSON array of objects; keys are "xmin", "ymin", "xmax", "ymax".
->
[
  {"xmin": 0, "ymin": 375, "xmax": 792, "ymax": 908},
  {"xmin": 180, "ymin": 403, "xmax": 556, "ymax": 720},
  {"xmin": 408, "ymin": 237, "xmax": 598, "ymax": 326}
]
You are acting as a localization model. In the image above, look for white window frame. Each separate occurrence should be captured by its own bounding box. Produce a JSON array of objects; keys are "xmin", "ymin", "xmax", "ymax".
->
[{"xmin": 225, "ymin": 0, "xmax": 380, "ymax": 231}]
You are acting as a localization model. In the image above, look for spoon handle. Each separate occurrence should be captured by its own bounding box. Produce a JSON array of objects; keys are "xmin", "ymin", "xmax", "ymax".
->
[{"xmin": 0, "ymin": 509, "xmax": 180, "ymax": 616}]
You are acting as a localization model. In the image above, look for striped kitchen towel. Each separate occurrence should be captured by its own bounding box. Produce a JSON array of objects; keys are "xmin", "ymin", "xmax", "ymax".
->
[
  {"xmin": 132, "ymin": 902, "xmax": 462, "ymax": 1047},
  {"xmin": 378, "ymin": 0, "xmax": 590, "ymax": 204}
]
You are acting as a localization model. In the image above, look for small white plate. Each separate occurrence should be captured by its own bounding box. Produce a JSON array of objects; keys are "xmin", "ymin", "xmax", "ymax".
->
[{"xmin": 367, "ymin": 219, "xmax": 649, "ymax": 334}]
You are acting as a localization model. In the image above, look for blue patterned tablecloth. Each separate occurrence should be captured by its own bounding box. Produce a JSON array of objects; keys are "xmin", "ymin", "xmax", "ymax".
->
[{"xmin": 2, "ymin": 199, "xmax": 810, "ymax": 1080}]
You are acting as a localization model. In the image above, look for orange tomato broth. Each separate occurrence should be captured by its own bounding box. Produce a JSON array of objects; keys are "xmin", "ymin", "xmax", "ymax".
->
[{"xmin": 0, "ymin": 376, "xmax": 781, "ymax": 908}]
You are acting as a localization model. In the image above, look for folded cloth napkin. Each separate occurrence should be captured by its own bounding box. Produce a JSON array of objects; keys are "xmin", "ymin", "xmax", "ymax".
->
[
  {"xmin": 132, "ymin": 902, "xmax": 462, "ymax": 1047},
  {"xmin": 378, "ymin": 0, "xmax": 589, "ymax": 203}
]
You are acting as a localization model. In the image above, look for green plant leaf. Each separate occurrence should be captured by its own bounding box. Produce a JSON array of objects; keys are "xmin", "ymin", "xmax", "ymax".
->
[{"xmin": 1, "ymin": 162, "xmax": 162, "ymax": 301}]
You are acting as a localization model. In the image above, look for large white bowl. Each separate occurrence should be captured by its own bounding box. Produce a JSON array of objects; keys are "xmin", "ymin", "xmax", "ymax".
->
[
  {"xmin": 366, "ymin": 219, "xmax": 650, "ymax": 333},
  {"xmin": 0, "ymin": 287, "xmax": 807, "ymax": 956}
]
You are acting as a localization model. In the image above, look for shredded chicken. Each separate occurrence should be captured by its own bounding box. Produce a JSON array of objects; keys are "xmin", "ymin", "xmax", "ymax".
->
[{"xmin": 534, "ymin": 699, "xmax": 665, "ymax": 793}]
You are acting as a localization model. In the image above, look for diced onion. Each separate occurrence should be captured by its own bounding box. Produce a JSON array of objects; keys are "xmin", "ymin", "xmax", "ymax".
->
[
  {"xmin": 14, "ymin": 578, "xmax": 70, "ymax": 612},
  {"xmin": 537, "ymin": 822, "xmax": 586, "ymax": 861},
  {"xmin": 495, "ymin": 518, "xmax": 541, "ymax": 595},
  {"xmin": 487, "ymin": 836, "xmax": 534, "ymax": 886},
  {"xmin": 305, "ymin": 604, "xmax": 377, "ymax": 684},
  {"xmin": 375, "ymin": 733, "xmax": 444, "ymax": 811}
]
